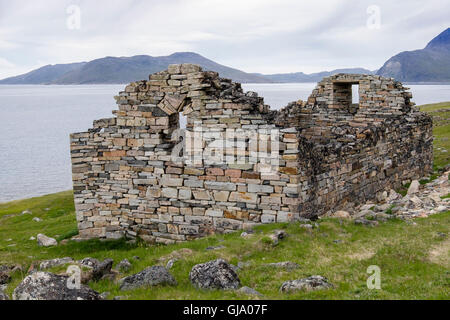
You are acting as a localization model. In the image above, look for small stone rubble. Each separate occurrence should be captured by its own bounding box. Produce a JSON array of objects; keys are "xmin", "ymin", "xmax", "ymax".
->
[
  {"xmin": 280, "ymin": 276, "xmax": 333, "ymax": 293},
  {"xmin": 328, "ymin": 171, "xmax": 450, "ymax": 221}
]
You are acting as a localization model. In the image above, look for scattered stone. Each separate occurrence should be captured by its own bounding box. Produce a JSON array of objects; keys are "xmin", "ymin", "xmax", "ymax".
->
[
  {"xmin": 240, "ymin": 231, "xmax": 253, "ymax": 238},
  {"xmin": 280, "ymin": 276, "xmax": 333, "ymax": 293},
  {"xmin": 40, "ymin": 257, "xmax": 74, "ymax": 270},
  {"xmin": 237, "ymin": 286, "xmax": 262, "ymax": 296},
  {"xmin": 265, "ymin": 261, "xmax": 300, "ymax": 271},
  {"xmin": 92, "ymin": 259, "xmax": 114, "ymax": 281},
  {"xmin": 78, "ymin": 257, "xmax": 100, "ymax": 269},
  {"xmin": 269, "ymin": 230, "xmax": 288, "ymax": 245},
  {"xmin": 330, "ymin": 211, "xmax": 351, "ymax": 219},
  {"xmin": 189, "ymin": 259, "xmax": 240, "ymax": 290},
  {"xmin": 300, "ymin": 224, "xmax": 313, "ymax": 230},
  {"xmin": 354, "ymin": 219, "xmax": 379, "ymax": 227},
  {"xmin": 166, "ymin": 259, "xmax": 177, "ymax": 270},
  {"xmin": 0, "ymin": 289, "xmax": 9, "ymax": 300},
  {"xmin": 206, "ymin": 245, "xmax": 226, "ymax": 251},
  {"xmin": 0, "ymin": 272, "xmax": 11, "ymax": 285},
  {"xmin": 29, "ymin": 236, "xmax": 36, "ymax": 241},
  {"xmin": 21, "ymin": 210, "xmax": 31, "ymax": 215},
  {"xmin": 100, "ymin": 292, "xmax": 110, "ymax": 300},
  {"xmin": 120, "ymin": 266, "xmax": 177, "ymax": 291},
  {"xmin": 37, "ymin": 234, "xmax": 57, "ymax": 247},
  {"xmin": 13, "ymin": 272, "xmax": 102, "ymax": 300},
  {"xmin": 116, "ymin": 259, "xmax": 132, "ymax": 273},
  {"xmin": 387, "ymin": 189, "xmax": 402, "ymax": 203},
  {"xmin": 407, "ymin": 180, "xmax": 420, "ymax": 195}
]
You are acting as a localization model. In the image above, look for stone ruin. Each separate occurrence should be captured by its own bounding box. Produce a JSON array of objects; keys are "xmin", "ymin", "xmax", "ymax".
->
[{"xmin": 70, "ymin": 64, "xmax": 433, "ymax": 243}]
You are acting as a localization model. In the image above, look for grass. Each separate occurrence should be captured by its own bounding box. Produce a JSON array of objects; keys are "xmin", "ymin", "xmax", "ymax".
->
[
  {"xmin": 0, "ymin": 101, "xmax": 449, "ymax": 300},
  {"xmin": 419, "ymin": 101, "xmax": 450, "ymax": 169},
  {"xmin": 0, "ymin": 192, "xmax": 449, "ymax": 300}
]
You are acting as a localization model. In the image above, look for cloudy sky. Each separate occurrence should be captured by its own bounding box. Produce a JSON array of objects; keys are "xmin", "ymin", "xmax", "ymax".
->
[{"xmin": 0, "ymin": 0, "xmax": 448, "ymax": 79}]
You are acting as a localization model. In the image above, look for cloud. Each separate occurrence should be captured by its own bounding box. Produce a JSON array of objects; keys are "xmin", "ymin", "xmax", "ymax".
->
[{"xmin": 0, "ymin": 0, "xmax": 448, "ymax": 77}]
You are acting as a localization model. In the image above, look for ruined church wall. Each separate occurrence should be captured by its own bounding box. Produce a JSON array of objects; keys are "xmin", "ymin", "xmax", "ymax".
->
[
  {"xmin": 70, "ymin": 64, "xmax": 302, "ymax": 243},
  {"xmin": 275, "ymin": 74, "xmax": 433, "ymax": 216},
  {"xmin": 71, "ymin": 67, "xmax": 433, "ymax": 242}
]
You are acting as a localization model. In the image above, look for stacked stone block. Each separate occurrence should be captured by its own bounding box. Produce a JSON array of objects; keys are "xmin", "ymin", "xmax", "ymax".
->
[{"xmin": 71, "ymin": 68, "xmax": 433, "ymax": 242}]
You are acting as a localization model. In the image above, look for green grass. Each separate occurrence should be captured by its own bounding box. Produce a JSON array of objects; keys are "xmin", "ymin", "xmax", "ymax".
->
[
  {"xmin": 419, "ymin": 101, "xmax": 450, "ymax": 169},
  {"xmin": 1, "ymin": 192, "xmax": 449, "ymax": 300}
]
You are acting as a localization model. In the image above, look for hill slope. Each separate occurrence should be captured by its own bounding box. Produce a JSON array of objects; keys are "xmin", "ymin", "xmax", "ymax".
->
[
  {"xmin": 0, "ymin": 53, "xmax": 271, "ymax": 84},
  {"xmin": 377, "ymin": 28, "xmax": 450, "ymax": 82},
  {"xmin": 264, "ymin": 68, "xmax": 375, "ymax": 83}
]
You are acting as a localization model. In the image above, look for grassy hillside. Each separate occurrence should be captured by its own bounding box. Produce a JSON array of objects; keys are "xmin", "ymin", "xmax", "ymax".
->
[
  {"xmin": 0, "ymin": 102, "xmax": 449, "ymax": 300},
  {"xmin": 0, "ymin": 191, "xmax": 449, "ymax": 300},
  {"xmin": 419, "ymin": 101, "xmax": 450, "ymax": 169}
]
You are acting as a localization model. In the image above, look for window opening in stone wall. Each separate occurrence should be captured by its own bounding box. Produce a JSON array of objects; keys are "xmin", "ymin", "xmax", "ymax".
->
[{"xmin": 350, "ymin": 84, "xmax": 360, "ymax": 114}]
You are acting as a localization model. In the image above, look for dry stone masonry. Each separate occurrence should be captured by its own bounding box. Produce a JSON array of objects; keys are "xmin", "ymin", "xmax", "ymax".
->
[{"xmin": 70, "ymin": 64, "xmax": 433, "ymax": 243}]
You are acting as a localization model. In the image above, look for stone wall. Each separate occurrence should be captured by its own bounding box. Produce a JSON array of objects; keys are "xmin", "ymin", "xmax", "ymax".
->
[
  {"xmin": 70, "ymin": 65, "xmax": 433, "ymax": 243},
  {"xmin": 276, "ymin": 74, "xmax": 433, "ymax": 217}
]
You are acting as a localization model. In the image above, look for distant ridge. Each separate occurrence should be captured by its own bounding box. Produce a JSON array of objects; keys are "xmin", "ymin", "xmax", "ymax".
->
[
  {"xmin": 262, "ymin": 68, "xmax": 376, "ymax": 83},
  {"xmin": 0, "ymin": 52, "xmax": 272, "ymax": 84},
  {"xmin": 377, "ymin": 28, "xmax": 450, "ymax": 82}
]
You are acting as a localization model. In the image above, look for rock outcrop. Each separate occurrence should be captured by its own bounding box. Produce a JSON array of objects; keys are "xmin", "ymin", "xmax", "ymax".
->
[
  {"xmin": 13, "ymin": 272, "xmax": 102, "ymax": 300},
  {"xmin": 119, "ymin": 266, "xmax": 177, "ymax": 291},
  {"xmin": 189, "ymin": 259, "xmax": 240, "ymax": 290}
]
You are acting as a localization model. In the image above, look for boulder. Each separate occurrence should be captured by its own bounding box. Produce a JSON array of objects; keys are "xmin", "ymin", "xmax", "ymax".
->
[
  {"xmin": 407, "ymin": 180, "xmax": 420, "ymax": 195},
  {"xmin": 189, "ymin": 259, "xmax": 240, "ymax": 290},
  {"xmin": 13, "ymin": 272, "xmax": 102, "ymax": 300},
  {"xmin": 269, "ymin": 230, "xmax": 288, "ymax": 246},
  {"xmin": 92, "ymin": 259, "xmax": 114, "ymax": 281},
  {"xmin": 116, "ymin": 259, "xmax": 132, "ymax": 272},
  {"xmin": 280, "ymin": 276, "xmax": 333, "ymax": 293},
  {"xmin": 237, "ymin": 286, "xmax": 262, "ymax": 296},
  {"xmin": 120, "ymin": 266, "xmax": 177, "ymax": 291},
  {"xmin": 37, "ymin": 234, "xmax": 57, "ymax": 247},
  {"xmin": 0, "ymin": 289, "xmax": 9, "ymax": 300},
  {"xmin": 40, "ymin": 257, "xmax": 74, "ymax": 270},
  {"xmin": 0, "ymin": 271, "xmax": 11, "ymax": 285}
]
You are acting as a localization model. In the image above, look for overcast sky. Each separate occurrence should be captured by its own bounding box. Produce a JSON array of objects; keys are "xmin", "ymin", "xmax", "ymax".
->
[{"xmin": 0, "ymin": 0, "xmax": 448, "ymax": 79}]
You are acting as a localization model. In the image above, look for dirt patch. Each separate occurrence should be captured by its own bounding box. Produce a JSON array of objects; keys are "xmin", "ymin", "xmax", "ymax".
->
[
  {"xmin": 347, "ymin": 249, "xmax": 376, "ymax": 261},
  {"xmin": 428, "ymin": 237, "xmax": 450, "ymax": 268}
]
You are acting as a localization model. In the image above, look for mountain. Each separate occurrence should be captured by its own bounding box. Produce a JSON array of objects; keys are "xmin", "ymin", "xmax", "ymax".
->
[
  {"xmin": 263, "ymin": 68, "xmax": 375, "ymax": 83},
  {"xmin": 377, "ymin": 28, "xmax": 450, "ymax": 82},
  {"xmin": 0, "ymin": 52, "xmax": 271, "ymax": 84},
  {"xmin": 0, "ymin": 62, "xmax": 87, "ymax": 84}
]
